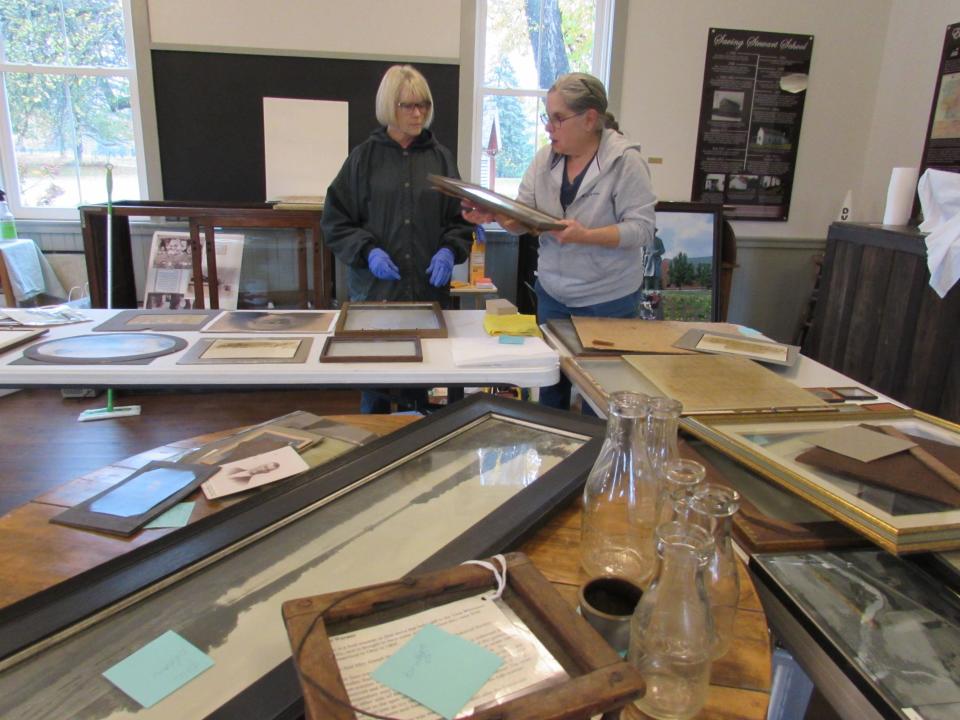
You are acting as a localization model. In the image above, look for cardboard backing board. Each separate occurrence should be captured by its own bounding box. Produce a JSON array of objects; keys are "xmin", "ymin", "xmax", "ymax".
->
[{"xmin": 571, "ymin": 317, "xmax": 741, "ymax": 355}]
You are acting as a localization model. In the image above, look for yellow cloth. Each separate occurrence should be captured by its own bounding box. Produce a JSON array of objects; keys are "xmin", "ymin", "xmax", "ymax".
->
[{"xmin": 483, "ymin": 313, "xmax": 542, "ymax": 337}]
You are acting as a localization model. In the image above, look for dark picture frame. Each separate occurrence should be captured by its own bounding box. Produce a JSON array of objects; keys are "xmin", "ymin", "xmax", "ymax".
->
[
  {"xmin": 427, "ymin": 174, "xmax": 565, "ymax": 231},
  {"xmin": 334, "ymin": 301, "xmax": 448, "ymax": 339},
  {"xmin": 0, "ymin": 394, "xmax": 604, "ymax": 719},
  {"xmin": 318, "ymin": 335, "xmax": 423, "ymax": 363},
  {"xmin": 651, "ymin": 201, "xmax": 722, "ymax": 322},
  {"xmin": 50, "ymin": 461, "xmax": 219, "ymax": 536}
]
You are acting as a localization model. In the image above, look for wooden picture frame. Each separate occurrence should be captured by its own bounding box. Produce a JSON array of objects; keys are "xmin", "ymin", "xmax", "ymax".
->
[
  {"xmin": 0, "ymin": 328, "xmax": 47, "ymax": 355},
  {"xmin": 92, "ymin": 309, "xmax": 221, "ymax": 332},
  {"xmin": 0, "ymin": 395, "xmax": 604, "ymax": 720},
  {"xmin": 318, "ymin": 335, "xmax": 423, "ymax": 363},
  {"xmin": 22, "ymin": 332, "xmax": 187, "ymax": 364},
  {"xmin": 682, "ymin": 409, "xmax": 960, "ymax": 554},
  {"xmin": 283, "ymin": 552, "xmax": 643, "ymax": 720},
  {"xmin": 428, "ymin": 174, "xmax": 565, "ymax": 231},
  {"xmin": 334, "ymin": 301, "xmax": 448, "ymax": 339},
  {"xmin": 177, "ymin": 336, "xmax": 313, "ymax": 364}
]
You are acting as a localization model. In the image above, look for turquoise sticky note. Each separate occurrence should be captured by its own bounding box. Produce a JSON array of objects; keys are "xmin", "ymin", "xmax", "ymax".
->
[
  {"xmin": 372, "ymin": 624, "xmax": 502, "ymax": 719},
  {"xmin": 144, "ymin": 502, "xmax": 195, "ymax": 529},
  {"xmin": 499, "ymin": 335, "xmax": 525, "ymax": 345},
  {"xmin": 103, "ymin": 630, "xmax": 214, "ymax": 708}
]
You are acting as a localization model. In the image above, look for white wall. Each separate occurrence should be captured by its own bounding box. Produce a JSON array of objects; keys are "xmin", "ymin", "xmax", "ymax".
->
[
  {"xmin": 146, "ymin": 0, "xmax": 461, "ymax": 60},
  {"xmin": 616, "ymin": 0, "xmax": 892, "ymax": 239},
  {"xmin": 860, "ymin": 0, "xmax": 960, "ymax": 222}
]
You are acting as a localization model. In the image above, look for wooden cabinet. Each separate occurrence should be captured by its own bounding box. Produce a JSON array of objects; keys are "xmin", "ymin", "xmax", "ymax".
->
[
  {"xmin": 803, "ymin": 222, "xmax": 960, "ymax": 422},
  {"xmin": 79, "ymin": 200, "xmax": 332, "ymax": 310}
]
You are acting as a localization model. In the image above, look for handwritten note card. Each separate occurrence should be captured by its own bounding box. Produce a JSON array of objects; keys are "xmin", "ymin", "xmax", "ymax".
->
[
  {"xmin": 102, "ymin": 630, "xmax": 213, "ymax": 708},
  {"xmin": 372, "ymin": 624, "xmax": 503, "ymax": 719}
]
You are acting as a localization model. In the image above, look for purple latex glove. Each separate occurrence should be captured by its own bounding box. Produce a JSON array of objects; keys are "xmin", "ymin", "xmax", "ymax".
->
[
  {"xmin": 426, "ymin": 247, "xmax": 455, "ymax": 287},
  {"xmin": 367, "ymin": 248, "xmax": 401, "ymax": 280}
]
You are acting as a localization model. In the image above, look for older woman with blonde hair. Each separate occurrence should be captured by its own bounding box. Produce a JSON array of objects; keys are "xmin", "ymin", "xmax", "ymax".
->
[
  {"xmin": 465, "ymin": 72, "xmax": 656, "ymax": 409},
  {"xmin": 323, "ymin": 64, "xmax": 472, "ymax": 412}
]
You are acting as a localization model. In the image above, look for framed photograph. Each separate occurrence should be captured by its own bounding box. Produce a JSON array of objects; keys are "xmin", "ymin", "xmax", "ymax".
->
[
  {"xmin": 0, "ymin": 394, "xmax": 604, "ymax": 719},
  {"xmin": 648, "ymin": 202, "xmax": 722, "ymax": 322},
  {"xmin": 681, "ymin": 409, "xmax": 960, "ymax": 554},
  {"xmin": 22, "ymin": 332, "xmax": 187, "ymax": 364},
  {"xmin": 0, "ymin": 328, "xmax": 47, "ymax": 355},
  {"xmin": 427, "ymin": 174, "xmax": 565, "ymax": 231},
  {"xmin": 203, "ymin": 311, "xmax": 336, "ymax": 334},
  {"xmin": 283, "ymin": 553, "xmax": 643, "ymax": 720},
  {"xmin": 177, "ymin": 337, "xmax": 312, "ymax": 364},
  {"xmin": 674, "ymin": 328, "xmax": 799, "ymax": 367},
  {"xmin": 92, "ymin": 309, "xmax": 221, "ymax": 332},
  {"xmin": 50, "ymin": 461, "xmax": 219, "ymax": 536},
  {"xmin": 334, "ymin": 301, "xmax": 448, "ymax": 339},
  {"xmin": 319, "ymin": 335, "xmax": 422, "ymax": 363}
]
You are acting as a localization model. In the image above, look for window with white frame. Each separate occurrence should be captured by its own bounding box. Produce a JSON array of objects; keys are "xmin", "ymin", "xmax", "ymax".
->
[
  {"xmin": 0, "ymin": 0, "xmax": 146, "ymax": 219},
  {"xmin": 473, "ymin": 0, "xmax": 615, "ymax": 197}
]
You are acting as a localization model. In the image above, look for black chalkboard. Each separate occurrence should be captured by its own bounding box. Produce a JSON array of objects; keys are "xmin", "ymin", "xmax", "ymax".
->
[{"xmin": 152, "ymin": 50, "xmax": 461, "ymax": 202}]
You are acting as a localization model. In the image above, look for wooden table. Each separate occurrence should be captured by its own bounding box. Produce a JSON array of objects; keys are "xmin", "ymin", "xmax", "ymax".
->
[{"xmin": 0, "ymin": 414, "xmax": 770, "ymax": 718}]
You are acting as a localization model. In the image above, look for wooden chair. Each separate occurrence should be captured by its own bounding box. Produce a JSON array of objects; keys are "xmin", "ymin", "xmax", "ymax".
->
[{"xmin": 0, "ymin": 250, "xmax": 16, "ymax": 306}]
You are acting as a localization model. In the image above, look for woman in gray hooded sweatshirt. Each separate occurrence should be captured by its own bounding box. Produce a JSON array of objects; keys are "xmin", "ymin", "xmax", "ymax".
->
[{"xmin": 465, "ymin": 72, "xmax": 657, "ymax": 409}]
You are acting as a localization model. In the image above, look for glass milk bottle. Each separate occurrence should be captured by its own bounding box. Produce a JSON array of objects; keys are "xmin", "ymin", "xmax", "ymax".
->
[
  {"xmin": 580, "ymin": 391, "xmax": 658, "ymax": 586},
  {"xmin": 626, "ymin": 522, "xmax": 714, "ymax": 720},
  {"xmin": 688, "ymin": 484, "xmax": 742, "ymax": 659},
  {"xmin": 655, "ymin": 458, "xmax": 707, "ymax": 527},
  {"xmin": 646, "ymin": 396, "xmax": 682, "ymax": 478}
]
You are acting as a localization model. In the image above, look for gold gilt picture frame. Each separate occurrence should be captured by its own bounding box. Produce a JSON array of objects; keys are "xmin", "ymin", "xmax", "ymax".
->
[{"xmin": 681, "ymin": 409, "xmax": 960, "ymax": 554}]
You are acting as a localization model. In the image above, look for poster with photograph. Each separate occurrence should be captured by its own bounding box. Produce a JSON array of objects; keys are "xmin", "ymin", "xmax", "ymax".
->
[
  {"xmin": 691, "ymin": 28, "xmax": 814, "ymax": 221},
  {"xmin": 919, "ymin": 23, "xmax": 960, "ymax": 183},
  {"xmin": 143, "ymin": 232, "xmax": 244, "ymax": 310}
]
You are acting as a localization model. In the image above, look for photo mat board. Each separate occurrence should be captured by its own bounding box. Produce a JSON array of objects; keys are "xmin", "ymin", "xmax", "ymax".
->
[
  {"xmin": 674, "ymin": 328, "xmax": 799, "ymax": 366},
  {"xmin": 0, "ymin": 394, "xmax": 604, "ymax": 719},
  {"xmin": 22, "ymin": 332, "xmax": 188, "ymax": 364},
  {"xmin": 0, "ymin": 328, "xmax": 47, "ymax": 355},
  {"xmin": 50, "ymin": 461, "xmax": 219, "ymax": 536},
  {"xmin": 93, "ymin": 309, "xmax": 221, "ymax": 332},
  {"xmin": 283, "ymin": 553, "xmax": 644, "ymax": 720},
  {"xmin": 334, "ymin": 301, "xmax": 448, "ymax": 339},
  {"xmin": 203, "ymin": 310, "xmax": 335, "ymax": 334},
  {"xmin": 319, "ymin": 336, "xmax": 423, "ymax": 363},
  {"xmin": 177, "ymin": 337, "xmax": 313, "ymax": 364},
  {"xmin": 681, "ymin": 410, "xmax": 960, "ymax": 554}
]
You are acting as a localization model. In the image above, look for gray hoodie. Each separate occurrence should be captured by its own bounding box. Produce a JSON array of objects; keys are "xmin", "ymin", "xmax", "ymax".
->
[{"xmin": 517, "ymin": 128, "xmax": 656, "ymax": 307}]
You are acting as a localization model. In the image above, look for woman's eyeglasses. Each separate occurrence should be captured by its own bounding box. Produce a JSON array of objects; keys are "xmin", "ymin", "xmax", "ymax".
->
[
  {"xmin": 397, "ymin": 101, "xmax": 432, "ymax": 113},
  {"xmin": 540, "ymin": 110, "xmax": 586, "ymax": 128}
]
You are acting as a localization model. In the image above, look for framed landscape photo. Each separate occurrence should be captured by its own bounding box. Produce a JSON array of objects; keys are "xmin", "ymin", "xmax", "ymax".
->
[
  {"xmin": 649, "ymin": 202, "xmax": 722, "ymax": 322},
  {"xmin": 334, "ymin": 301, "xmax": 447, "ymax": 339},
  {"xmin": 681, "ymin": 409, "xmax": 960, "ymax": 554},
  {"xmin": 177, "ymin": 337, "xmax": 312, "ymax": 364}
]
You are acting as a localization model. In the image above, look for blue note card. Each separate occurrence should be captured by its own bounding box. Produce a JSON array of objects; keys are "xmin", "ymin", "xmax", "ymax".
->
[
  {"xmin": 144, "ymin": 501, "xmax": 195, "ymax": 529},
  {"xmin": 499, "ymin": 335, "xmax": 525, "ymax": 345},
  {"xmin": 372, "ymin": 624, "xmax": 503, "ymax": 720},
  {"xmin": 103, "ymin": 630, "xmax": 214, "ymax": 708}
]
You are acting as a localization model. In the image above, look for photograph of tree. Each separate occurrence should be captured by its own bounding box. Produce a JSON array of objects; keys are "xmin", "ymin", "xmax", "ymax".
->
[{"xmin": 653, "ymin": 212, "xmax": 717, "ymax": 321}]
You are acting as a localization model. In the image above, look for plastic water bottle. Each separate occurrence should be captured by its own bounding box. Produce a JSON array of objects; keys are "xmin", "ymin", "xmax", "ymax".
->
[{"xmin": 0, "ymin": 190, "xmax": 16, "ymax": 241}]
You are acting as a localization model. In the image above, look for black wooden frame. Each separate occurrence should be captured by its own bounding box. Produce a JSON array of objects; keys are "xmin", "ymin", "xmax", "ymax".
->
[{"xmin": 0, "ymin": 394, "xmax": 604, "ymax": 719}]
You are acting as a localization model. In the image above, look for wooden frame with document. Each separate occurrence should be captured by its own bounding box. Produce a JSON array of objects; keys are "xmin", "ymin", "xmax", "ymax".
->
[
  {"xmin": 0, "ymin": 394, "xmax": 604, "ymax": 720},
  {"xmin": 334, "ymin": 301, "xmax": 448, "ymax": 339}
]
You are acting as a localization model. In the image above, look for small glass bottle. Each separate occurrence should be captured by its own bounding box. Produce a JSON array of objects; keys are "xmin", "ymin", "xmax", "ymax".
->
[
  {"xmin": 655, "ymin": 458, "xmax": 706, "ymax": 527},
  {"xmin": 646, "ymin": 396, "xmax": 682, "ymax": 479},
  {"xmin": 580, "ymin": 391, "xmax": 658, "ymax": 586},
  {"xmin": 626, "ymin": 521, "xmax": 714, "ymax": 720},
  {"xmin": 0, "ymin": 189, "xmax": 16, "ymax": 241},
  {"xmin": 688, "ymin": 484, "xmax": 742, "ymax": 659}
]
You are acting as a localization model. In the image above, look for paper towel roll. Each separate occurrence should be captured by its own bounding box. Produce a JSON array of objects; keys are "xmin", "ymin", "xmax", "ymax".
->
[{"xmin": 882, "ymin": 167, "xmax": 919, "ymax": 226}]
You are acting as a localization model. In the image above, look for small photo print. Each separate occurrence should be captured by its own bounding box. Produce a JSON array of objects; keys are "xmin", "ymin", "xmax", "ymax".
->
[
  {"xmin": 201, "ymin": 446, "xmax": 310, "ymax": 500},
  {"xmin": 711, "ymin": 90, "xmax": 745, "ymax": 122}
]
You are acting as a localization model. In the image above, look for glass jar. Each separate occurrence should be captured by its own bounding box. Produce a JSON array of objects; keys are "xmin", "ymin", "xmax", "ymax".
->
[
  {"xmin": 625, "ymin": 521, "xmax": 714, "ymax": 720},
  {"xmin": 688, "ymin": 484, "xmax": 742, "ymax": 659},
  {"xmin": 655, "ymin": 458, "xmax": 706, "ymax": 527},
  {"xmin": 580, "ymin": 391, "xmax": 658, "ymax": 586},
  {"xmin": 646, "ymin": 396, "xmax": 682, "ymax": 479}
]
